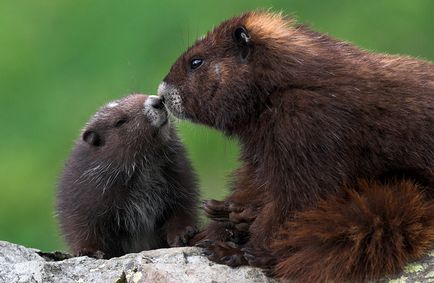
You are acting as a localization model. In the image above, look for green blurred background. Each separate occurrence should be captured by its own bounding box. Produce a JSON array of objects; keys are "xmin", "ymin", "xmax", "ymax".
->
[{"xmin": 0, "ymin": 0, "xmax": 433, "ymax": 252}]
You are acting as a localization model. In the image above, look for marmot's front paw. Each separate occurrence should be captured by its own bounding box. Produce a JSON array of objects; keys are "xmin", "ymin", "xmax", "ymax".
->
[
  {"xmin": 197, "ymin": 239, "xmax": 248, "ymax": 267},
  {"xmin": 203, "ymin": 199, "xmax": 258, "ymax": 227},
  {"xmin": 242, "ymin": 246, "xmax": 276, "ymax": 272},
  {"xmin": 202, "ymin": 199, "xmax": 231, "ymax": 221},
  {"xmin": 167, "ymin": 225, "xmax": 198, "ymax": 247}
]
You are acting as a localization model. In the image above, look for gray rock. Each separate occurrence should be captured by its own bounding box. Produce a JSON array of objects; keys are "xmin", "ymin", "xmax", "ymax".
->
[
  {"xmin": 1, "ymin": 240, "xmax": 434, "ymax": 283},
  {"xmin": 0, "ymin": 241, "xmax": 275, "ymax": 283}
]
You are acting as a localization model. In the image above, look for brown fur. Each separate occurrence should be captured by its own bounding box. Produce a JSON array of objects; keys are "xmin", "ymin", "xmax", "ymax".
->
[
  {"xmin": 57, "ymin": 95, "xmax": 199, "ymax": 258},
  {"xmin": 159, "ymin": 11, "xmax": 434, "ymax": 281},
  {"xmin": 272, "ymin": 179, "xmax": 434, "ymax": 282}
]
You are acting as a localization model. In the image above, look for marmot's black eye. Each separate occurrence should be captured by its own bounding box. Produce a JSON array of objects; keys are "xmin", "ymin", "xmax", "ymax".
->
[
  {"xmin": 114, "ymin": 118, "xmax": 127, "ymax": 128},
  {"xmin": 190, "ymin": 58, "xmax": 203, "ymax": 70}
]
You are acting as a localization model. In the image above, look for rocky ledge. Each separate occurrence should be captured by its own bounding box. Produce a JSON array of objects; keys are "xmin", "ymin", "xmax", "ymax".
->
[{"xmin": 1, "ymin": 240, "xmax": 434, "ymax": 283}]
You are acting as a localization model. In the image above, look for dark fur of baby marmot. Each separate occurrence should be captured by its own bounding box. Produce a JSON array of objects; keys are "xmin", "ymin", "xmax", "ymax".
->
[
  {"xmin": 57, "ymin": 94, "xmax": 199, "ymax": 259},
  {"xmin": 158, "ymin": 11, "xmax": 434, "ymax": 282}
]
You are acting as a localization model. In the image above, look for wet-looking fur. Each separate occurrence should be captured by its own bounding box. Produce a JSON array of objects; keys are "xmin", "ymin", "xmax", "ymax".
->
[
  {"xmin": 159, "ymin": 11, "xmax": 434, "ymax": 282},
  {"xmin": 57, "ymin": 94, "xmax": 199, "ymax": 259}
]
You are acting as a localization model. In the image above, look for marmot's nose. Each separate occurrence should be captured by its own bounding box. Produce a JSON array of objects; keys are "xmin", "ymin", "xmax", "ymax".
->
[{"xmin": 146, "ymin": 96, "xmax": 164, "ymax": 110}]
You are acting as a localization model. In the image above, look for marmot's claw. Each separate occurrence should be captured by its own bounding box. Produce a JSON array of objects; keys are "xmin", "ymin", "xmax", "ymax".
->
[
  {"xmin": 200, "ymin": 240, "xmax": 248, "ymax": 267},
  {"xmin": 242, "ymin": 247, "xmax": 276, "ymax": 269},
  {"xmin": 202, "ymin": 199, "xmax": 231, "ymax": 221},
  {"xmin": 220, "ymin": 254, "xmax": 246, "ymax": 267},
  {"xmin": 167, "ymin": 225, "xmax": 198, "ymax": 247}
]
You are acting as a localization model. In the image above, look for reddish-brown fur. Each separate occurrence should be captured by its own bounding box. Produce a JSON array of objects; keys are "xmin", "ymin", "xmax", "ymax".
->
[
  {"xmin": 159, "ymin": 11, "xmax": 434, "ymax": 281},
  {"xmin": 272, "ymin": 180, "xmax": 434, "ymax": 282}
]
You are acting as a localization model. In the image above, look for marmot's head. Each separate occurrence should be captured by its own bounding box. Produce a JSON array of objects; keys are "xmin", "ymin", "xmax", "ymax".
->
[
  {"xmin": 158, "ymin": 11, "xmax": 312, "ymax": 134},
  {"xmin": 78, "ymin": 94, "xmax": 171, "ymax": 168}
]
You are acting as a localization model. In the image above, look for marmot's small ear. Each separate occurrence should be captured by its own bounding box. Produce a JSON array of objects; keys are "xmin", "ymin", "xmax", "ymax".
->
[
  {"xmin": 83, "ymin": 130, "xmax": 102, "ymax": 147},
  {"xmin": 234, "ymin": 26, "xmax": 250, "ymax": 46}
]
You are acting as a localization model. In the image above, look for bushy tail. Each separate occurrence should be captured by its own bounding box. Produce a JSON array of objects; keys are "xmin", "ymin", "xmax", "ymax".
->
[{"xmin": 271, "ymin": 179, "xmax": 434, "ymax": 282}]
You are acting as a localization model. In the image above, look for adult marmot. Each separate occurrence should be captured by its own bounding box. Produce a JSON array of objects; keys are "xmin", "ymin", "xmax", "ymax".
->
[{"xmin": 158, "ymin": 11, "xmax": 434, "ymax": 282}]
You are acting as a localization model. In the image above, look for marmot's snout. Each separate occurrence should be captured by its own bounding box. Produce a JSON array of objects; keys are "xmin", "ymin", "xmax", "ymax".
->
[
  {"xmin": 147, "ymin": 95, "xmax": 164, "ymax": 110},
  {"xmin": 144, "ymin": 95, "xmax": 168, "ymax": 128},
  {"xmin": 157, "ymin": 82, "xmax": 185, "ymax": 119}
]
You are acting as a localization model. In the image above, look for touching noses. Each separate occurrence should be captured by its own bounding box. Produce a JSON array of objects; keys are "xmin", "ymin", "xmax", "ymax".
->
[{"xmin": 146, "ymin": 95, "xmax": 164, "ymax": 110}]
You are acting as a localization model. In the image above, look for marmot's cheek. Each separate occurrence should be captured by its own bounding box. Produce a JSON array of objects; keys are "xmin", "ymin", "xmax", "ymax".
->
[{"xmin": 157, "ymin": 81, "xmax": 186, "ymax": 119}]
